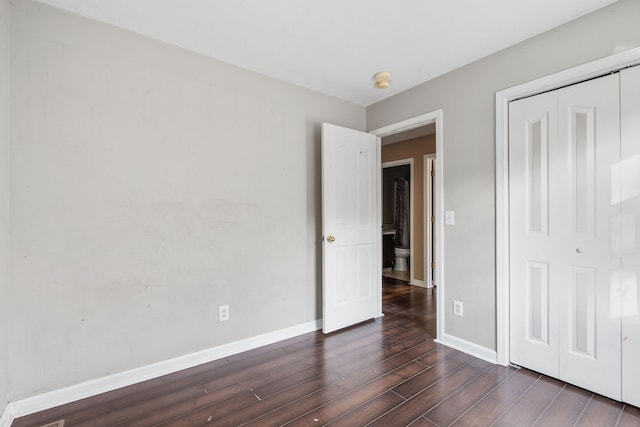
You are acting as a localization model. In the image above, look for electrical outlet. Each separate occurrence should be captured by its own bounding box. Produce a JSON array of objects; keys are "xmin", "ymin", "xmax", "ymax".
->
[
  {"xmin": 453, "ymin": 300, "xmax": 463, "ymax": 317},
  {"xmin": 219, "ymin": 305, "xmax": 229, "ymax": 322}
]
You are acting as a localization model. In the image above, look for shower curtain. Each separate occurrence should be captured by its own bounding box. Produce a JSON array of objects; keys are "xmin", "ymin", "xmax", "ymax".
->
[{"xmin": 395, "ymin": 178, "xmax": 409, "ymax": 248}]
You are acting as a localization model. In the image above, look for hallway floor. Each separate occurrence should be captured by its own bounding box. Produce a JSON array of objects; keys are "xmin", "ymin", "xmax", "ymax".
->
[{"xmin": 382, "ymin": 269, "xmax": 410, "ymax": 282}]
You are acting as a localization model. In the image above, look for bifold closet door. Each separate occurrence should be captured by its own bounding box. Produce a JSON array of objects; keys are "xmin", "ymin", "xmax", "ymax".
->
[
  {"xmin": 620, "ymin": 65, "xmax": 640, "ymax": 408},
  {"xmin": 556, "ymin": 75, "xmax": 621, "ymax": 401},
  {"xmin": 509, "ymin": 89, "xmax": 559, "ymax": 379},
  {"xmin": 510, "ymin": 73, "xmax": 621, "ymax": 401}
]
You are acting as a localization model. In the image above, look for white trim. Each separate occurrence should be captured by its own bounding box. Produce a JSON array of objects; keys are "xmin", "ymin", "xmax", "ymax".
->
[
  {"xmin": 375, "ymin": 134, "xmax": 383, "ymax": 319},
  {"xmin": 371, "ymin": 111, "xmax": 444, "ymax": 341},
  {"xmin": 381, "ymin": 159, "xmax": 412, "ymax": 168},
  {"xmin": 424, "ymin": 154, "xmax": 435, "ymax": 288},
  {"xmin": 0, "ymin": 406, "xmax": 16, "ymax": 427},
  {"xmin": 0, "ymin": 320, "xmax": 321, "ymax": 424},
  {"xmin": 371, "ymin": 114, "xmax": 435, "ymax": 138},
  {"xmin": 409, "ymin": 279, "xmax": 428, "ymax": 288},
  {"xmin": 495, "ymin": 47, "xmax": 640, "ymax": 367},
  {"xmin": 436, "ymin": 333, "xmax": 497, "ymax": 364}
]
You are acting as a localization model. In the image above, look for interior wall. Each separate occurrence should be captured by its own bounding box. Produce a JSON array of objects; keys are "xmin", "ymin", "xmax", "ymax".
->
[
  {"xmin": 8, "ymin": 0, "xmax": 365, "ymax": 401},
  {"xmin": 382, "ymin": 135, "xmax": 435, "ymax": 282},
  {"xmin": 367, "ymin": 0, "xmax": 640, "ymax": 351},
  {"xmin": 0, "ymin": 0, "xmax": 8, "ymax": 416}
]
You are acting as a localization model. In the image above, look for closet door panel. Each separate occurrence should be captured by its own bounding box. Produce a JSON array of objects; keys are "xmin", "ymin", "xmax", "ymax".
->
[
  {"xmin": 509, "ymin": 90, "xmax": 559, "ymax": 378},
  {"xmin": 620, "ymin": 65, "xmax": 640, "ymax": 408},
  {"xmin": 557, "ymin": 74, "xmax": 621, "ymax": 401}
]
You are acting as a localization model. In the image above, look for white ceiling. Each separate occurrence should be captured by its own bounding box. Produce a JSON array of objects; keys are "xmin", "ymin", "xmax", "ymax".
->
[{"xmin": 35, "ymin": 0, "xmax": 618, "ymax": 106}]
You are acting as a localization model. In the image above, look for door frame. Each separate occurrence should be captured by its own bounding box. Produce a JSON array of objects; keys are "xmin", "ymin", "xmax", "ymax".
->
[
  {"xmin": 424, "ymin": 154, "xmax": 435, "ymax": 288},
  {"xmin": 382, "ymin": 158, "xmax": 414, "ymax": 279},
  {"xmin": 495, "ymin": 47, "xmax": 640, "ymax": 366},
  {"xmin": 370, "ymin": 110, "xmax": 444, "ymax": 340}
]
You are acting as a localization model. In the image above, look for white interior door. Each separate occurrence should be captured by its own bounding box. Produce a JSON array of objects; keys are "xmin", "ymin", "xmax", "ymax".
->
[
  {"xmin": 322, "ymin": 123, "xmax": 381, "ymax": 333},
  {"xmin": 620, "ymin": 65, "xmax": 640, "ymax": 408},
  {"xmin": 509, "ymin": 74, "xmax": 622, "ymax": 401}
]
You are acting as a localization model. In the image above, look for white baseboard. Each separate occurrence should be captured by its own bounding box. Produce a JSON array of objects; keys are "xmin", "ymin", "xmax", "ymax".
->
[
  {"xmin": 0, "ymin": 319, "xmax": 322, "ymax": 426},
  {"xmin": 435, "ymin": 332, "xmax": 497, "ymax": 364},
  {"xmin": 0, "ymin": 406, "xmax": 16, "ymax": 427},
  {"xmin": 409, "ymin": 279, "xmax": 428, "ymax": 288}
]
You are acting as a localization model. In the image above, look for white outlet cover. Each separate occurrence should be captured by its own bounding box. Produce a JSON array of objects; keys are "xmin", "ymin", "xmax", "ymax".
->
[
  {"xmin": 453, "ymin": 300, "xmax": 463, "ymax": 317},
  {"xmin": 219, "ymin": 305, "xmax": 229, "ymax": 321}
]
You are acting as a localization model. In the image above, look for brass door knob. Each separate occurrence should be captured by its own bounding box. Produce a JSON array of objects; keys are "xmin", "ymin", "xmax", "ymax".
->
[{"xmin": 327, "ymin": 235, "xmax": 336, "ymax": 243}]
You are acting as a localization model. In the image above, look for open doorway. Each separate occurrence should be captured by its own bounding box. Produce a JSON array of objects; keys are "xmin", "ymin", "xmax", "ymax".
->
[
  {"xmin": 370, "ymin": 111, "xmax": 443, "ymax": 339},
  {"xmin": 320, "ymin": 111, "xmax": 443, "ymax": 337},
  {"xmin": 380, "ymin": 127, "xmax": 436, "ymax": 287}
]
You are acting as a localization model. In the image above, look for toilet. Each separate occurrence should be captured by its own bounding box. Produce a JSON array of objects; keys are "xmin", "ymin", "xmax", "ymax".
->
[{"xmin": 393, "ymin": 247, "xmax": 410, "ymax": 271}]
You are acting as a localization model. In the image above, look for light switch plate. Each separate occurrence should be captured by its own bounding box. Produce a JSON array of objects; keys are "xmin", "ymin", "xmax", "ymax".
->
[{"xmin": 445, "ymin": 211, "xmax": 455, "ymax": 225}]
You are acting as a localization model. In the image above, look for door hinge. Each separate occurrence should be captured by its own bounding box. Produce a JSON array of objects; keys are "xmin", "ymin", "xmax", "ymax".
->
[
  {"xmin": 431, "ymin": 170, "xmax": 435, "ymax": 177},
  {"xmin": 431, "ymin": 262, "xmax": 436, "ymax": 269},
  {"xmin": 431, "ymin": 215, "xmax": 435, "ymax": 223}
]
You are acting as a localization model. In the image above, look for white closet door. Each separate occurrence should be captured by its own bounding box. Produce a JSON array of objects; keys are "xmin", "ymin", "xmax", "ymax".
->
[
  {"xmin": 510, "ymin": 74, "xmax": 621, "ymax": 401},
  {"xmin": 620, "ymin": 65, "xmax": 640, "ymax": 408},
  {"xmin": 556, "ymin": 74, "xmax": 620, "ymax": 401},
  {"xmin": 509, "ymin": 90, "xmax": 559, "ymax": 378}
]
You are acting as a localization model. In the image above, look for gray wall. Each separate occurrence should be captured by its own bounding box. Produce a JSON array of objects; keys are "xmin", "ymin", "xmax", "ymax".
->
[
  {"xmin": 0, "ymin": 0, "xmax": 8, "ymax": 416},
  {"xmin": 7, "ymin": 0, "xmax": 364, "ymax": 401},
  {"xmin": 367, "ymin": 0, "xmax": 640, "ymax": 350}
]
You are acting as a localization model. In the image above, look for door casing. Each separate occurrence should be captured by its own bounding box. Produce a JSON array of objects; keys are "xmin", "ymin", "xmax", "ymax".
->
[
  {"xmin": 370, "ymin": 110, "xmax": 444, "ymax": 340},
  {"xmin": 424, "ymin": 154, "xmax": 435, "ymax": 288}
]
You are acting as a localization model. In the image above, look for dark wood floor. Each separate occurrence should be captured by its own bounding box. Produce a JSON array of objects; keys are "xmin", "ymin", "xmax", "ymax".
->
[{"xmin": 14, "ymin": 278, "xmax": 640, "ymax": 426}]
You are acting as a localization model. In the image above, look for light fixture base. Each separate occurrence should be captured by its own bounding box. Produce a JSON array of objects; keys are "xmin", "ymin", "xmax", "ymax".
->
[{"xmin": 374, "ymin": 71, "xmax": 392, "ymax": 89}]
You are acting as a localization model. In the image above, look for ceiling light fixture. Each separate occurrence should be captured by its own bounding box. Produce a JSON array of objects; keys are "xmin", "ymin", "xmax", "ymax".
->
[{"xmin": 374, "ymin": 71, "xmax": 391, "ymax": 89}]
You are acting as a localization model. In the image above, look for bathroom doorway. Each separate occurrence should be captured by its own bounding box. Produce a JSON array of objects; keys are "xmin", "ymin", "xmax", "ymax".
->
[
  {"xmin": 382, "ymin": 161, "xmax": 412, "ymax": 282},
  {"xmin": 380, "ymin": 126, "xmax": 436, "ymax": 288}
]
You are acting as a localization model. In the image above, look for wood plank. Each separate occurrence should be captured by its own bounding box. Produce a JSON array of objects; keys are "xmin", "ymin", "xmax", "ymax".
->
[
  {"xmin": 244, "ymin": 345, "xmax": 436, "ymax": 426},
  {"xmin": 156, "ymin": 372, "xmax": 341, "ymax": 427},
  {"xmin": 408, "ymin": 417, "xmax": 439, "ymax": 426},
  {"xmin": 492, "ymin": 375, "xmax": 564, "ymax": 427},
  {"xmin": 418, "ymin": 344, "xmax": 458, "ymax": 367},
  {"xmin": 327, "ymin": 391, "xmax": 405, "ymax": 427},
  {"xmin": 573, "ymin": 394, "xmax": 624, "ymax": 427},
  {"xmin": 451, "ymin": 368, "xmax": 541, "ymax": 426},
  {"xmin": 286, "ymin": 361, "xmax": 427, "ymax": 426},
  {"xmin": 425, "ymin": 364, "xmax": 516, "ymax": 426},
  {"xmin": 393, "ymin": 352, "xmax": 473, "ymax": 399},
  {"xmin": 618, "ymin": 405, "xmax": 640, "ymax": 427},
  {"xmin": 532, "ymin": 384, "xmax": 592, "ymax": 426},
  {"xmin": 123, "ymin": 390, "xmax": 258, "ymax": 427},
  {"xmin": 368, "ymin": 363, "xmax": 487, "ymax": 426}
]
